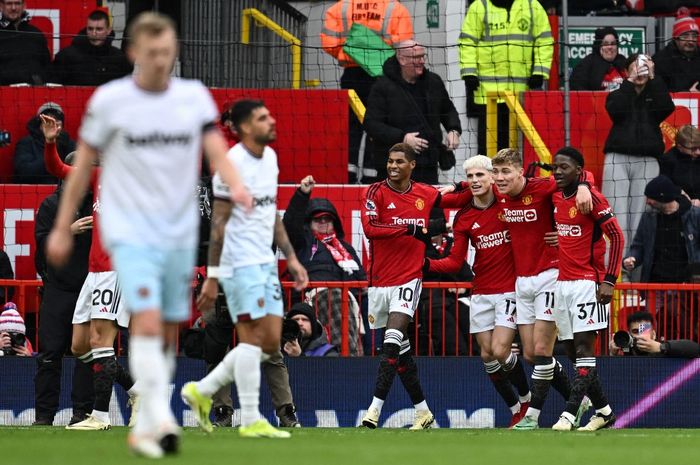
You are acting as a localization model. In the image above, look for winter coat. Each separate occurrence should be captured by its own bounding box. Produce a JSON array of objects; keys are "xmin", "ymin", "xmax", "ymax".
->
[
  {"xmin": 570, "ymin": 52, "xmax": 627, "ymax": 91},
  {"xmin": 653, "ymin": 40, "xmax": 700, "ymax": 92},
  {"xmin": 13, "ymin": 116, "xmax": 76, "ymax": 184},
  {"xmin": 49, "ymin": 28, "xmax": 133, "ymax": 86},
  {"xmin": 604, "ymin": 78, "xmax": 675, "ymax": 158},
  {"xmin": 283, "ymin": 188, "xmax": 366, "ymax": 283},
  {"xmin": 364, "ymin": 56, "xmax": 461, "ymax": 168},
  {"xmin": 660, "ymin": 146, "xmax": 700, "ymax": 201},
  {"xmin": 0, "ymin": 12, "xmax": 50, "ymax": 85}
]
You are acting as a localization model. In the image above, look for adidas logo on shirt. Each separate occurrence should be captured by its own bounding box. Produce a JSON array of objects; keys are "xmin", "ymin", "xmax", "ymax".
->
[
  {"xmin": 387, "ymin": 202, "xmax": 396, "ymax": 209},
  {"xmin": 472, "ymin": 222, "xmax": 481, "ymax": 230}
]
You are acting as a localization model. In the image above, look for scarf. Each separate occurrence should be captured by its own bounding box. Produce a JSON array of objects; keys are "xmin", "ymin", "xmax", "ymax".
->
[{"xmin": 312, "ymin": 231, "xmax": 359, "ymax": 274}]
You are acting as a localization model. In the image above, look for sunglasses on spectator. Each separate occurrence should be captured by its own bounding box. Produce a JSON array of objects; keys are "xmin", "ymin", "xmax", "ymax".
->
[
  {"xmin": 312, "ymin": 215, "xmax": 333, "ymax": 223},
  {"xmin": 601, "ymin": 41, "xmax": 617, "ymax": 46}
]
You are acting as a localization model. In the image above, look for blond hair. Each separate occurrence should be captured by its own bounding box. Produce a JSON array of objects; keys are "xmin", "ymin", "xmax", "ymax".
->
[
  {"xmin": 676, "ymin": 124, "xmax": 700, "ymax": 148},
  {"xmin": 463, "ymin": 155, "xmax": 493, "ymax": 172},
  {"xmin": 127, "ymin": 12, "xmax": 176, "ymax": 43},
  {"xmin": 492, "ymin": 148, "xmax": 523, "ymax": 167}
]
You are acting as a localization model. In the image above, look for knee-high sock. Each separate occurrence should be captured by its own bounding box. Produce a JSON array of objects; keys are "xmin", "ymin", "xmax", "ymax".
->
[
  {"xmin": 233, "ymin": 343, "xmax": 263, "ymax": 427},
  {"xmin": 585, "ymin": 365, "xmax": 611, "ymax": 412},
  {"xmin": 564, "ymin": 357, "xmax": 597, "ymax": 416},
  {"xmin": 501, "ymin": 353, "xmax": 530, "ymax": 398},
  {"xmin": 484, "ymin": 360, "xmax": 518, "ymax": 409},
  {"xmin": 197, "ymin": 346, "xmax": 240, "ymax": 397},
  {"xmin": 129, "ymin": 336, "xmax": 173, "ymax": 434},
  {"xmin": 550, "ymin": 360, "xmax": 571, "ymax": 401},
  {"xmin": 91, "ymin": 347, "xmax": 118, "ymax": 414},
  {"xmin": 114, "ymin": 360, "xmax": 135, "ymax": 393},
  {"xmin": 371, "ymin": 329, "xmax": 402, "ymax": 403},
  {"xmin": 528, "ymin": 356, "xmax": 555, "ymax": 419},
  {"xmin": 397, "ymin": 341, "xmax": 427, "ymax": 407}
]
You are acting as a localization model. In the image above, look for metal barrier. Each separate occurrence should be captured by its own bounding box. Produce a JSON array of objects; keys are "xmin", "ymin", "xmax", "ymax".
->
[
  {"xmin": 7, "ymin": 279, "xmax": 699, "ymax": 356},
  {"xmin": 180, "ymin": 0, "xmax": 307, "ymax": 88}
]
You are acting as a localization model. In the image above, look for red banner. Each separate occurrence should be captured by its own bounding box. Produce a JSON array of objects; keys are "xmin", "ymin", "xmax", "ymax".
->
[
  {"xmin": 0, "ymin": 87, "xmax": 349, "ymax": 183},
  {"xmin": 523, "ymin": 91, "xmax": 698, "ymax": 183}
]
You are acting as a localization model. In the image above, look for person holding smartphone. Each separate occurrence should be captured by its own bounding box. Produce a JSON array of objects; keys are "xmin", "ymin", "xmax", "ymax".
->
[{"xmin": 610, "ymin": 311, "xmax": 700, "ymax": 357}]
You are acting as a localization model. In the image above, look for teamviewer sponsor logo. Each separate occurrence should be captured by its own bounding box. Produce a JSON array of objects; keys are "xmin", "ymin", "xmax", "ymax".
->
[
  {"xmin": 502, "ymin": 208, "xmax": 537, "ymax": 223},
  {"xmin": 557, "ymin": 223, "xmax": 582, "ymax": 237},
  {"xmin": 475, "ymin": 230, "xmax": 511, "ymax": 249},
  {"xmin": 392, "ymin": 217, "xmax": 426, "ymax": 227}
]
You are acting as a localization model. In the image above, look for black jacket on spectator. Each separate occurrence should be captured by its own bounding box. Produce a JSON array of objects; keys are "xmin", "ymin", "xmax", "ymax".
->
[
  {"xmin": 49, "ymin": 28, "xmax": 133, "ymax": 86},
  {"xmin": 283, "ymin": 188, "xmax": 365, "ymax": 283},
  {"xmin": 570, "ymin": 52, "xmax": 627, "ymax": 91},
  {"xmin": 604, "ymin": 78, "xmax": 675, "ymax": 158},
  {"xmin": 652, "ymin": 40, "xmax": 700, "ymax": 92},
  {"xmin": 34, "ymin": 187, "xmax": 92, "ymax": 292},
  {"xmin": 660, "ymin": 146, "xmax": 700, "ymax": 200},
  {"xmin": 365, "ymin": 56, "xmax": 461, "ymax": 168},
  {"xmin": 0, "ymin": 12, "xmax": 50, "ymax": 85},
  {"xmin": 0, "ymin": 249, "xmax": 14, "ymax": 303},
  {"xmin": 14, "ymin": 116, "xmax": 76, "ymax": 184}
]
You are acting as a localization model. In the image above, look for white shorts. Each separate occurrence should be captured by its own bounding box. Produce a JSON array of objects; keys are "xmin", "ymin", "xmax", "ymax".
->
[
  {"xmin": 367, "ymin": 278, "xmax": 422, "ymax": 329},
  {"xmin": 72, "ymin": 271, "xmax": 129, "ymax": 328},
  {"xmin": 469, "ymin": 292, "xmax": 517, "ymax": 334},
  {"xmin": 515, "ymin": 268, "xmax": 558, "ymax": 325},
  {"xmin": 555, "ymin": 280, "xmax": 609, "ymax": 341}
]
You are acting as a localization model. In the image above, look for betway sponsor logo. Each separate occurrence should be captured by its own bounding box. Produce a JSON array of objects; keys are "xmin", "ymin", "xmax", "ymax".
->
[
  {"xmin": 557, "ymin": 223, "xmax": 582, "ymax": 237},
  {"xmin": 392, "ymin": 217, "xmax": 425, "ymax": 227},
  {"xmin": 125, "ymin": 131, "xmax": 192, "ymax": 147},
  {"xmin": 502, "ymin": 208, "xmax": 537, "ymax": 223},
  {"xmin": 475, "ymin": 230, "xmax": 511, "ymax": 249}
]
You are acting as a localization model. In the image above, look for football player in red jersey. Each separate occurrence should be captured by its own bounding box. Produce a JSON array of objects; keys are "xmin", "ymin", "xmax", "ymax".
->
[
  {"xmin": 359, "ymin": 143, "xmax": 441, "ymax": 430},
  {"xmin": 550, "ymin": 147, "xmax": 622, "ymax": 432},
  {"xmin": 427, "ymin": 155, "xmax": 531, "ymax": 427}
]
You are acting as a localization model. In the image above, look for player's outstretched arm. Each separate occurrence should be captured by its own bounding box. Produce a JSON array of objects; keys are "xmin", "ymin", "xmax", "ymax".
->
[
  {"xmin": 274, "ymin": 215, "xmax": 309, "ymax": 291},
  {"xmin": 46, "ymin": 141, "xmax": 97, "ymax": 267},
  {"xmin": 197, "ymin": 198, "xmax": 232, "ymax": 313},
  {"xmin": 202, "ymin": 129, "xmax": 253, "ymax": 211}
]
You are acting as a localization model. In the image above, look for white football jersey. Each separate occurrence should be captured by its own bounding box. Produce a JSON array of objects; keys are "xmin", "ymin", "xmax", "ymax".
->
[
  {"xmin": 79, "ymin": 77, "xmax": 218, "ymax": 250},
  {"xmin": 212, "ymin": 142, "xmax": 279, "ymax": 274}
]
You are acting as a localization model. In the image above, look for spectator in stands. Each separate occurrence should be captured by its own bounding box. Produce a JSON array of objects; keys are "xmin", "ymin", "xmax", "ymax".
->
[
  {"xmin": 0, "ymin": 248, "xmax": 15, "ymax": 303},
  {"xmin": 283, "ymin": 175, "xmax": 366, "ymax": 356},
  {"xmin": 652, "ymin": 8, "xmax": 700, "ymax": 93},
  {"xmin": 320, "ymin": 0, "xmax": 414, "ymax": 184},
  {"xmin": 49, "ymin": 9, "xmax": 133, "ymax": 86},
  {"xmin": 0, "ymin": 302, "xmax": 32, "ymax": 356},
  {"xmin": 661, "ymin": 125, "xmax": 700, "ymax": 206},
  {"xmin": 0, "ymin": 0, "xmax": 50, "ymax": 85},
  {"xmin": 417, "ymin": 207, "xmax": 472, "ymax": 356},
  {"xmin": 603, "ymin": 54, "xmax": 675, "ymax": 247},
  {"xmin": 33, "ymin": 164, "xmax": 94, "ymax": 425},
  {"xmin": 365, "ymin": 41, "xmax": 461, "ymax": 184},
  {"xmin": 14, "ymin": 102, "xmax": 76, "ymax": 184},
  {"xmin": 570, "ymin": 26, "xmax": 627, "ymax": 92},
  {"xmin": 623, "ymin": 175, "xmax": 700, "ymax": 341},
  {"xmin": 282, "ymin": 303, "xmax": 339, "ymax": 357},
  {"xmin": 610, "ymin": 311, "xmax": 700, "ymax": 357},
  {"xmin": 459, "ymin": 0, "xmax": 553, "ymax": 156}
]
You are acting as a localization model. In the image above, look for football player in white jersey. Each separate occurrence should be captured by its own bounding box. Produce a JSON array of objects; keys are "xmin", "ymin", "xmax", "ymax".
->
[
  {"xmin": 46, "ymin": 13, "xmax": 252, "ymax": 458},
  {"xmin": 181, "ymin": 99, "xmax": 308, "ymax": 438}
]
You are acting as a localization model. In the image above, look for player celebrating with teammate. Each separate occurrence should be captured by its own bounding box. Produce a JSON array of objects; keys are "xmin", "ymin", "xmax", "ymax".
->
[
  {"xmin": 550, "ymin": 147, "xmax": 622, "ymax": 432},
  {"xmin": 427, "ymin": 155, "xmax": 531, "ymax": 426},
  {"xmin": 181, "ymin": 99, "xmax": 308, "ymax": 439},
  {"xmin": 360, "ymin": 143, "xmax": 442, "ymax": 430},
  {"xmin": 46, "ymin": 13, "xmax": 252, "ymax": 458},
  {"xmin": 40, "ymin": 114, "xmax": 137, "ymax": 431}
]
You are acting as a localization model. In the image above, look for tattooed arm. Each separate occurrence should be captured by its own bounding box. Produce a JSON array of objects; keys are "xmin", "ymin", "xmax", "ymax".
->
[
  {"xmin": 274, "ymin": 214, "xmax": 309, "ymax": 291},
  {"xmin": 196, "ymin": 198, "xmax": 232, "ymax": 312}
]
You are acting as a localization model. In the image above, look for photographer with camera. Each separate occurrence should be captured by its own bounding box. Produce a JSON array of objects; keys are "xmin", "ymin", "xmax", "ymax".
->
[
  {"xmin": 282, "ymin": 303, "xmax": 338, "ymax": 357},
  {"xmin": 0, "ymin": 303, "xmax": 33, "ymax": 356},
  {"xmin": 610, "ymin": 311, "xmax": 700, "ymax": 357}
]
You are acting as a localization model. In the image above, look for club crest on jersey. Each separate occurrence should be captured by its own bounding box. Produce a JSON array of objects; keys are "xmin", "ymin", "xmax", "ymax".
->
[
  {"xmin": 522, "ymin": 195, "xmax": 533, "ymax": 205},
  {"xmin": 569, "ymin": 207, "xmax": 577, "ymax": 218},
  {"xmin": 497, "ymin": 211, "xmax": 506, "ymax": 222},
  {"xmin": 365, "ymin": 199, "xmax": 376, "ymax": 211},
  {"xmin": 415, "ymin": 199, "xmax": 425, "ymax": 211}
]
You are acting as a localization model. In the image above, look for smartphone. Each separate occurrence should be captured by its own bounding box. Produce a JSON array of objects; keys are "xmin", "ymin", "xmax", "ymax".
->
[{"xmin": 636, "ymin": 55, "xmax": 649, "ymax": 76}]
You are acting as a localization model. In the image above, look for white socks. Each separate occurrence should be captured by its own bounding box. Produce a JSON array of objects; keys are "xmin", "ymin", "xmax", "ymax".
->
[
  {"xmin": 234, "ymin": 343, "xmax": 263, "ymax": 427},
  {"xmin": 129, "ymin": 336, "xmax": 175, "ymax": 434},
  {"xmin": 196, "ymin": 346, "xmax": 240, "ymax": 397}
]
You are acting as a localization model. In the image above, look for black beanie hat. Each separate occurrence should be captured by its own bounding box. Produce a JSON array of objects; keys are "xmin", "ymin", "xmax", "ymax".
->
[
  {"xmin": 644, "ymin": 175, "xmax": 681, "ymax": 203},
  {"xmin": 555, "ymin": 146, "xmax": 585, "ymax": 168}
]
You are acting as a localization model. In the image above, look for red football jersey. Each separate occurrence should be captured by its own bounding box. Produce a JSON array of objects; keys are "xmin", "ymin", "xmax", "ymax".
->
[
  {"xmin": 499, "ymin": 176, "xmax": 558, "ymax": 277},
  {"xmin": 429, "ymin": 198, "xmax": 515, "ymax": 295},
  {"xmin": 44, "ymin": 143, "xmax": 111, "ymax": 272},
  {"xmin": 361, "ymin": 180, "xmax": 439, "ymax": 287},
  {"xmin": 554, "ymin": 187, "xmax": 623, "ymax": 283}
]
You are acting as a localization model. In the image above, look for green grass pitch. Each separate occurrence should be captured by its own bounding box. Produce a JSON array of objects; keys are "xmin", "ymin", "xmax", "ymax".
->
[{"xmin": 2, "ymin": 427, "xmax": 699, "ymax": 465}]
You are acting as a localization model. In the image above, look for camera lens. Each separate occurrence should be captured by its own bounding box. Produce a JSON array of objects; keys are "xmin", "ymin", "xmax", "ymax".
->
[{"xmin": 613, "ymin": 330, "xmax": 633, "ymax": 349}]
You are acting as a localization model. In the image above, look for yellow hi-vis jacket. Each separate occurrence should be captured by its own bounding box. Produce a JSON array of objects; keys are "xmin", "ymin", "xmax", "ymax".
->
[
  {"xmin": 320, "ymin": 0, "xmax": 414, "ymax": 67},
  {"xmin": 459, "ymin": 0, "xmax": 554, "ymax": 104}
]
